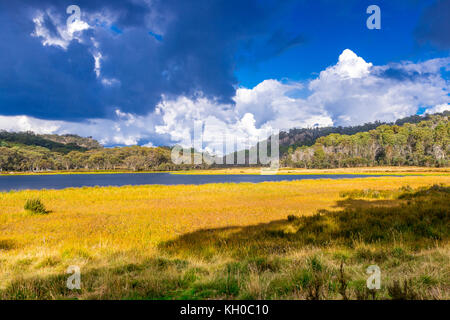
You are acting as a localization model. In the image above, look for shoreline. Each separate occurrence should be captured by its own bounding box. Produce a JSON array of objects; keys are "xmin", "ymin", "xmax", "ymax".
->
[
  {"xmin": 1, "ymin": 166, "xmax": 449, "ymax": 177},
  {"xmin": 0, "ymin": 173, "xmax": 447, "ymax": 193}
]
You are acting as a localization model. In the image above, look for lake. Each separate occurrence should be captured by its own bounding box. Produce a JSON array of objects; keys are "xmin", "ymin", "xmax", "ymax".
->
[{"xmin": 0, "ymin": 173, "xmax": 393, "ymax": 191}]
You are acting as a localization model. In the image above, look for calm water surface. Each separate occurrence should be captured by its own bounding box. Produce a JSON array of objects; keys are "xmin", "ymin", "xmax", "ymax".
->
[{"xmin": 0, "ymin": 173, "xmax": 391, "ymax": 191}]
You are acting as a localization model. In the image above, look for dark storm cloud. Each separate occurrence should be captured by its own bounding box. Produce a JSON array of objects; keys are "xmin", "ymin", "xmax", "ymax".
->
[
  {"xmin": 236, "ymin": 29, "xmax": 307, "ymax": 65},
  {"xmin": 415, "ymin": 0, "xmax": 450, "ymax": 49},
  {"xmin": 0, "ymin": 3, "xmax": 102, "ymax": 120},
  {"xmin": 0, "ymin": 0, "xmax": 297, "ymax": 121},
  {"xmin": 268, "ymin": 31, "xmax": 306, "ymax": 57},
  {"xmin": 372, "ymin": 67, "xmax": 435, "ymax": 81}
]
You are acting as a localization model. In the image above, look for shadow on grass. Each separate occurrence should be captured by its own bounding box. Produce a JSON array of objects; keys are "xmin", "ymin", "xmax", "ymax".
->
[
  {"xmin": 0, "ymin": 239, "xmax": 16, "ymax": 250},
  {"xmin": 333, "ymin": 198, "xmax": 400, "ymax": 209},
  {"xmin": 0, "ymin": 256, "xmax": 196, "ymax": 300},
  {"xmin": 159, "ymin": 185, "xmax": 449, "ymax": 258},
  {"xmin": 1, "ymin": 185, "xmax": 448, "ymax": 300}
]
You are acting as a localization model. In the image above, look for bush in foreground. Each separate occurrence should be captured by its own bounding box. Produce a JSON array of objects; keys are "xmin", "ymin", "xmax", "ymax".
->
[{"xmin": 24, "ymin": 198, "xmax": 48, "ymax": 215}]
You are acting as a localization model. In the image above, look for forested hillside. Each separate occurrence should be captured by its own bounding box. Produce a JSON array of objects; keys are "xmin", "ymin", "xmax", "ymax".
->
[
  {"xmin": 0, "ymin": 112, "xmax": 448, "ymax": 172},
  {"xmin": 0, "ymin": 131, "xmax": 94, "ymax": 154},
  {"xmin": 279, "ymin": 111, "xmax": 449, "ymax": 155},
  {"xmin": 0, "ymin": 144, "xmax": 185, "ymax": 172},
  {"xmin": 283, "ymin": 114, "xmax": 449, "ymax": 168},
  {"xmin": 41, "ymin": 134, "xmax": 102, "ymax": 150},
  {"xmin": 0, "ymin": 130, "xmax": 202, "ymax": 172}
]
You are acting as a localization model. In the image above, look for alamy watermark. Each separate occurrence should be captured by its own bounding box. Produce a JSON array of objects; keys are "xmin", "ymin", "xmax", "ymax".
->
[
  {"xmin": 66, "ymin": 265, "xmax": 81, "ymax": 290},
  {"xmin": 171, "ymin": 121, "xmax": 280, "ymax": 174},
  {"xmin": 366, "ymin": 265, "xmax": 381, "ymax": 290},
  {"xmin": 66, "ymin": 5, "xmax": 81, "ymax": 28},
  {"xmin": 366, "ymin": 5, "xmax": 381, "ymax": 30}
]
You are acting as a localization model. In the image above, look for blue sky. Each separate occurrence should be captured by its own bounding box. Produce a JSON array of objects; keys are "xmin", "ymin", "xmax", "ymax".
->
[
  {"xmin": 0, "ymin": 0, "xmax": 448, "ymax": 147},
  {"xmin": 235, "ymin": 0, "xmax": 448, "ymax": 86}
]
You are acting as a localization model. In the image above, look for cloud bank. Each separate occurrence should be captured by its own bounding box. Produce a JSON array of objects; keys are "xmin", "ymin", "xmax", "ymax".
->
[
  {"xmin": 0, "ymin": 0, "xmax": 297, "ymax": 120},
  {"xmin": 1, "ymin": 49, "xmax": 448, "ymax": 152}
]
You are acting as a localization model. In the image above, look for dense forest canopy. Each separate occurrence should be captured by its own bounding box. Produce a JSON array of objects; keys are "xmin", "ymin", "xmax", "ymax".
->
[
  {"xmin": 278, "ymin": 111, "xmax": 449, "ymax": 155},
  {"xmin": 0, "ymin": 112, "xmax": 448, "ymax": 172},
  {"xmin": 283, "ymin": 113, "xmax": 449, "ymax": 168}
]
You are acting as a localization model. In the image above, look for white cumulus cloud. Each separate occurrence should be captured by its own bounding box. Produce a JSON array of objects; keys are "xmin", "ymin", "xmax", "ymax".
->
[
  {"xmin": 31, "ymin": 10, "xmax": 90, "ymax": 50},
  {"xmin": 425, "ymin": 103, "xmax": 450, "ymax": 114},
  {"xmin": 1, "ymin": 49, "xmax": 448, "ymax": 152}
]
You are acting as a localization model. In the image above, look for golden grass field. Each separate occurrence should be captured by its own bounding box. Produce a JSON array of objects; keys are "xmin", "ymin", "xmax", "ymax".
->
[{"xmin": 0, "ymin": 168, "xmax": 449, "ymax": 299}]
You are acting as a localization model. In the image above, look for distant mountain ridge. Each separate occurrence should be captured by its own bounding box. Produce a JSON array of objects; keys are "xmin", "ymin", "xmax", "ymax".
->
[
  {"xmin": 0, "ymin": 131, "xmax": 102, "ymax": 154},
  {"xmin": 41, "ymin": 134, "xmax": 102, "ymax": 150}
]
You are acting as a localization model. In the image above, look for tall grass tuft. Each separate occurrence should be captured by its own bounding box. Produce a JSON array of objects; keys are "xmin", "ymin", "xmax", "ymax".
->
[{"xmin": 24, "ymin": 198, "xmax": 48, "ymax": 215}]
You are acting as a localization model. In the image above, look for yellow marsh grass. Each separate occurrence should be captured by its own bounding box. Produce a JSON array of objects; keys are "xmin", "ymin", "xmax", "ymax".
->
[
  {"xmin": 2, "ymin": 175, "xmax": 449, "ymax": 249},
  {"xmin": 0, "ymin": 174, "xmax": 449, "ymax": 299}
]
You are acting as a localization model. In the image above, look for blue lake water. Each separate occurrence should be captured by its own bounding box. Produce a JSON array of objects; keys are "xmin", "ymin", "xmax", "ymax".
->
[{"xmin": 0, "ymin": 173, "xmax": 392, "ymax": 191}]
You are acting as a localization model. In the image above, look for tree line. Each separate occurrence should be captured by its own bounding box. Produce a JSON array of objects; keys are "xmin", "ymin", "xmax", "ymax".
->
[
  {"xmin": 0, "ymin": 113, "xmax": 448, "ymax": 172},
  {"xmin": 278, "ymin": 111, "xmax": 449, "ymax": 156},
  {"xmin": 282, "ymin": 114, "xmax": 449, "ymax": 168},
  {"xmin": 0, "ymin": 144, "xmax": 207, "ymax": 172}
]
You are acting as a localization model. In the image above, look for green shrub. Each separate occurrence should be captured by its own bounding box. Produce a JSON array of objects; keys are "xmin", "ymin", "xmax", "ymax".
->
[{"xmin": 24, "ymin": 199, "xmax": 48, "ymax": 215}]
